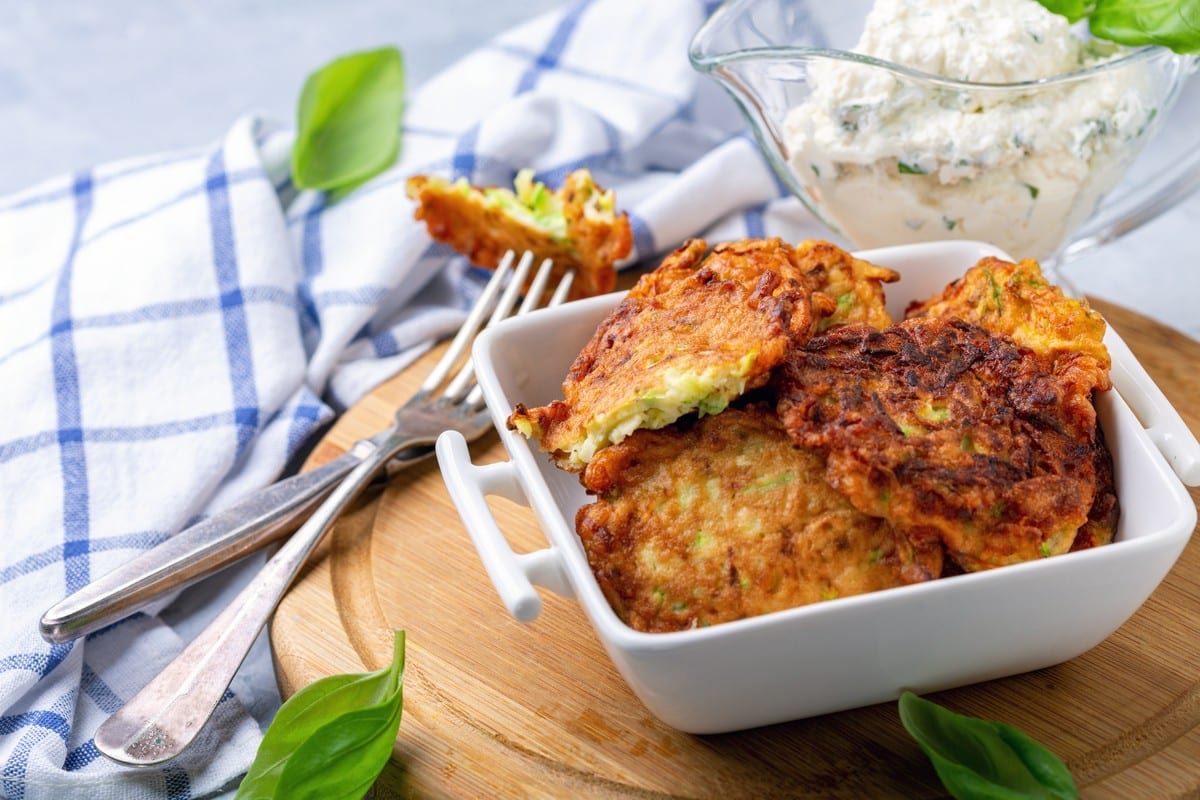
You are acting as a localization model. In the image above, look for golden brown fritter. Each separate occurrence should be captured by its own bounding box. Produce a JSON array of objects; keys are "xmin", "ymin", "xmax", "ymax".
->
[
  {"xmin": 624, "ymin": 237, "xmax": 828, "ymax": 311},
  {"xmin": 775, "ymin": 316, "xmax": 1105, "ymax": 573},
  {"xmin": 794, "ymin": 239, "xmax": 899, "ymax": 331},
  {"xmin": 508, "ymin": 238, "xmax": 819, "ymax": 470},
  {"xmin": 406, "ymin": 168, "xmax": 631, "ymax": 299},
  {"xmin": 576, "ymin": 405, "xmax": 940, "ymax": 632},
  {"xmin": 627, "ymin": 237, "xmax": 899, "ymax": 326},
  {"xmin": 906, "ymin": 256, "xmax": 1110, "ymax": 438}
]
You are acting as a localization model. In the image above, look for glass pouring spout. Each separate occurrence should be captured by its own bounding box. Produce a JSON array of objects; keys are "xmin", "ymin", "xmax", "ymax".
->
[{"xmin": 690, "ymin": 0, "xmax": 1200, "ymax": 265}]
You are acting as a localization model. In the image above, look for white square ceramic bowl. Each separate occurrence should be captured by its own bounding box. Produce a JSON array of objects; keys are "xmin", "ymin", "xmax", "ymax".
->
[{"xmin": 437, "ymin": 240, "xmax": 1200, "ymax": 734}]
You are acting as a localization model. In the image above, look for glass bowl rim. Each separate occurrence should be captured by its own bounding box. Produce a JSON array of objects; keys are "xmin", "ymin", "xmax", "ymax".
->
[{"xmin": 689, "ymin": 2, "xmax": 1186, "ymax": 91}]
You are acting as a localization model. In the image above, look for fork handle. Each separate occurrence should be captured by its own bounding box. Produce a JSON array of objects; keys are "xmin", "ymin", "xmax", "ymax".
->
[
  {"xmin": 94, "ymin": 431, "xmax": 410, "ymax": 766},
  {"xmin": 38, "ymin": 450, "xmax": 360, "ymax": 644},
  {"xmin": 39, "ymin": 442, "xmax": 436, "ymax": 645}
]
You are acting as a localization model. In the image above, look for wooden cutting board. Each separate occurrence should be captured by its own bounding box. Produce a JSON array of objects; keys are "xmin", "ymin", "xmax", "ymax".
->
[{"xmin": 271, "ymin": 298, "xmax": 1200, "ymax": 799}]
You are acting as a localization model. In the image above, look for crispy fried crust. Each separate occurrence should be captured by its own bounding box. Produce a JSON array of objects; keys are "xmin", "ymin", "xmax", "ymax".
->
[
  {"xmin": 1072, "ymin": 426, "xmax": 1119, "ymax": 551},
  {"xmin": 406, "ymin": 169, "xmax": 631, "ymax": 299},
  {"xmin": 576, "ymin": 405, "xmax": 939, "ymax": 632},
  {"xmin": 775, "ymin": 317, "xmax": 1104, "ymax": 572},
  {"xmin": 628, "ymin": 237, "xmax": 818, "ymax": 301},
  {"xmin": 906, "ymin": 257, "xmax": 1110, "ymax": 438},
  {"xmin": 508, "ymin": 238, "xmax": 819, "ymax": 470},
  {"xmin": 794, "ymin": 239, "xmax": 899, "ymax": 331}
]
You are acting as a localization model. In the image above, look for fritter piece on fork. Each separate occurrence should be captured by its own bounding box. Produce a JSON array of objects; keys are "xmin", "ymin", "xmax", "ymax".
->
[
  {"xmin": 576, "ymin": 405, "xmax": 940, "ymax": 633},
  {"xmin": 775, "ymin": 316, "xmax": 1107, "ymax": 573},
  {"xmin": 406, "ymin": 168, "xmax": 631, "ymax": 299},
  {"xmin": 508, "ymin": 238, "xmax": 823, "ymax": 470},
  {"xmin": 794, "ymin": 239, "xmax": 899, "ymax": 331},
  {"xmin": 906, "ymin": 256, "xmax": 1110, "ymax": 438}
]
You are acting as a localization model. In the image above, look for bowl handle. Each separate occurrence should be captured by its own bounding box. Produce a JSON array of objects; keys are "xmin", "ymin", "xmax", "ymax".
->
[
  {"xmin": 1106, "ymin": 330, "xmax": 1200, "ymax": 486},
  {"xmin": 436, "ymin": 430, "xmax": 572, "ymax": 622}
]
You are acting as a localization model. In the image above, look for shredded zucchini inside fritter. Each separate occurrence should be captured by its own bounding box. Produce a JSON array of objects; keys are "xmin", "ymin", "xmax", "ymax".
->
[
  {"xmin": 570, "ymin": 355, "xmax": 758, "ymax": 467},
  {"xmin": 430, "ymin": 168, "xmax": 568, "ymax": 241},
  {"xmin": 421, "ymin": 168, "xmax": 620, "ymax": 248}
]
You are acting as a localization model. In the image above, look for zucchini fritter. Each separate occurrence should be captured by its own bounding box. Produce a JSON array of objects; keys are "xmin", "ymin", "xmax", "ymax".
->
[
  {"xmin": 627, "ymin": 237, "xmax": 819, "ymax": 302},
  {"xmin": 508, "ymin": 238, "xmax": 820, "ymax": 470},
  {"xmin": 775, "ymin": 317, "xmax": 1104, "ymax": 573},
  {"xmin": 905, "ymin": 256, "xmax": 1110, "ymax": 438},
  {"xmin": 577, "ymin": 406, "xmax": 939, "ymax": 632},
  {"xmin": 795, "ymin": 239, "xmax": 899, "ymax": 331},
  {"xmin": 406, "ymin": 168, "xmax": 631, "ymax": 299}
]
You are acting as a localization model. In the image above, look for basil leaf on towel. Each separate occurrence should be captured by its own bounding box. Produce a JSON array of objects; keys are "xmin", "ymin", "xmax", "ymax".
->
[
  {"xmin": 236, "ymin": 630, "xmax": 405, "ymax": 799},
  {"xmin": 293, "ymin": 46, "xmax": 405, "ymax": 192},
  {"xmin": 898, "ymin": 691, "xmax": 1077, "ymax": 800}
]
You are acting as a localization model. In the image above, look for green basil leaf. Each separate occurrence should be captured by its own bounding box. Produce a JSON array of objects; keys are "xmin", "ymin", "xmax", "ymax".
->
[
  {"xmin": 1089, "ymin": 0, "xmax": 1200, "ymax": 54},
  {"xmin": 292, "ymin": 46, "xmax": 405, "ymax": 192},
  {"xmin": 898, "ymin": 691, "xmax": 1078, "ymax": 800},
  {"xmin": 236, "ymin": 630, "xmax": 406, "ymax": 799},
  {"xmin": 273, "ymin": 700, "xmax": 403, "ymax": 799},
  {"xmin": 1035, "ymin": 0, "xmax": 1200, "ymax": 53}
]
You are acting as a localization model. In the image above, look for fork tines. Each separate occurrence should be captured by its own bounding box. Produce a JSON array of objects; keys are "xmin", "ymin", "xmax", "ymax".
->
[{"xmin": 422, "ymin": 250, "xmax": 574, "ymax": 408}]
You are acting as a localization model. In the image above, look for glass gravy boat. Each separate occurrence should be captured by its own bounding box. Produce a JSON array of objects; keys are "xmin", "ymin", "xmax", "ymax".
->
[{"xmin": 690, "ymin": 0, "xmax": 1200, "ymax": 264}]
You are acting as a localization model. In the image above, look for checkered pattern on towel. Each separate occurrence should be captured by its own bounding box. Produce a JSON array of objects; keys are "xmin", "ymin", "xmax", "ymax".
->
[{"xmin": 0, "ymin": 1, "xmax": 830, "ymax": 796}]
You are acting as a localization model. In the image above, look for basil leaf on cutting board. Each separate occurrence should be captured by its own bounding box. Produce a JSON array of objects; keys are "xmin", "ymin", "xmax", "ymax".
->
[
  {"xmin": 292, "ymin": 46, "xmax": 405, "ymax": 192},
  {"xmin": 1035, "ymin": 0, "xmax": 1200, "ymax": 54},
  {"xmin": 898, "ymin": 691, "xmax": 1078, "ymax": 800},
  {"xmin": 235, "ymin": 630, "xmax": 406, "ymax": 800}
]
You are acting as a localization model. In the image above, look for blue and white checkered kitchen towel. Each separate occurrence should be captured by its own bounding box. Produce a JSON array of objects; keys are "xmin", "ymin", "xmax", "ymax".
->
[{"xmin": 0, "ymin": 1, "xmax": 834, "ymax": 796}]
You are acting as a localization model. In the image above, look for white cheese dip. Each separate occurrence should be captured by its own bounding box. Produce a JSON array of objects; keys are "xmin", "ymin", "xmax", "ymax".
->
[{"xmin": 783, "ymin": 0, "xmax": 1155, "ymax": 258}]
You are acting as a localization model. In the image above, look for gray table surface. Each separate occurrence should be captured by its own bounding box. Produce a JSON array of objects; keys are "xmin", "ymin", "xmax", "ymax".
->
[
  {"xmin": 0, "ymin": 1, "xmax": 560, "ymax": 192},
  {"xmin": 4, "ymin": 0, "xmax": 1198, "ymax": 787}
]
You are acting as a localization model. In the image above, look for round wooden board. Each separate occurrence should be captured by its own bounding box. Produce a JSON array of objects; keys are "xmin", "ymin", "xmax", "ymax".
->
[{"xmin": 271, "ymin": 298, "xmax": 1200, "ymax": 799}]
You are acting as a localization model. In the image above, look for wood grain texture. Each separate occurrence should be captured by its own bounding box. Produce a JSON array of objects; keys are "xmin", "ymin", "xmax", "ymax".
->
[{"xmin": 271, "ymin": 298, "xmax": 1200, "ymax": 799}]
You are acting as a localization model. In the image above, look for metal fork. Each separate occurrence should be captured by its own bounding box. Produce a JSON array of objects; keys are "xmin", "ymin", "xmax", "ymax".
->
[
  {"xmin": 41, "ymin": 433, "xmax": 430, "ymax": 644},
  {"xmin": 93, "ymin": 251, "xmax": 573, "ymax": 766},
  {"xmin": 40, "ymin": 250, "xmax": 570, "ymax": 647}
]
